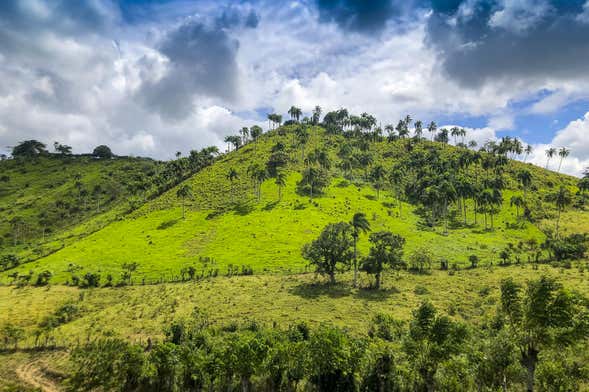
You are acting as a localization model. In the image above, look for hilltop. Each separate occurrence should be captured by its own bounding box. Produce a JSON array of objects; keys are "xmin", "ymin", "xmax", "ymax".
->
[{"xmin": 1, "ymin": 122, "xmax": 586, "ymax": 285}]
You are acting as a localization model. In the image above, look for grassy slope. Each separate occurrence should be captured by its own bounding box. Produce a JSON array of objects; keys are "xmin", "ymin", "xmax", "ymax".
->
[
  {"xmin": 2, "ymin": 128, "xmax": 585, "ymax": 284},
  {"xmin": 0, "ymin": 266, "xmax": 587, "ymax": 344},
  {"xmin": 0, "ymin": 155, "xmax": 160, "ymax": 262}
]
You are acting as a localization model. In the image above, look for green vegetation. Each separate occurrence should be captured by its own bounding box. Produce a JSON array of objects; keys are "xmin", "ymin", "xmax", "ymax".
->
[{"xmin": 1, "ymin": 108, "xmax": 588, "ymax": 390}]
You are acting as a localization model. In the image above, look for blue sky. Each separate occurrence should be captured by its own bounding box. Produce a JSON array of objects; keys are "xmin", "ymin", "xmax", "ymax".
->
[{"xmin": 0, "ymin": 0, "xmax": 588, "ymax": 175}]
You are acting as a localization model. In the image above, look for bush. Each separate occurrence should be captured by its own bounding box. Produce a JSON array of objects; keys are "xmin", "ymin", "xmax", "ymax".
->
[{"xmin": 35, "ymin": 270, "xmax": 52, "ymax": 286}]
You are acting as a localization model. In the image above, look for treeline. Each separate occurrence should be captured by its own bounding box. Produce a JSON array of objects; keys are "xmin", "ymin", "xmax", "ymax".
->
[{"xmin": 64, "ymin": 276, "xmax": 589, "ymax": 392}]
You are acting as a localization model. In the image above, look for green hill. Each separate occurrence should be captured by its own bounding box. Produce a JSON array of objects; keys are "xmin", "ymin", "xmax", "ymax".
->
[
  {"xmin": 0, "ymin": 155, "xmax": 161, "ymax": 265},
  {"xmin": 2, "ymin": 125, "xmax": 586, "ymax": 285}
]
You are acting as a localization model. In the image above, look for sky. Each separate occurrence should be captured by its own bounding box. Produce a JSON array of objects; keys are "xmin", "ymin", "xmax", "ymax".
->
[{"xmin": 0, "ymin": 0, "xmax": 588, "ymax": 176}]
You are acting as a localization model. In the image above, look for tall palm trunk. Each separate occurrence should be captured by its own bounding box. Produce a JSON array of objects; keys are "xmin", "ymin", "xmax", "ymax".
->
[{"xmin": 353, "ymin": 235, "xmax": 358, "ymax": 288}]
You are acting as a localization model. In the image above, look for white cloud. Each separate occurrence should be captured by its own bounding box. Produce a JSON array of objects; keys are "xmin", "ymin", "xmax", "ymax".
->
[
  {"xmin": 0, "ymin": 0, "xmax": 588, "ymax": 167},
  {"xmin": 524, "ymin": 112, "xmax": 589, "ymax": 176},
  {"xmin": 487, "ymin": 114, "xmax": 514, "ymax": 130}
]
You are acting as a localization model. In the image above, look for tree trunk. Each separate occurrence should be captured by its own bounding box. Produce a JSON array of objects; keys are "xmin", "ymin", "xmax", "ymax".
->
[
  {"xmin": 329, "ymin": 270, "xmax": 336, "ymax": 285},
  {"xmin": 522, "ymin": 347, "xmax": 538, "ymax": 392},
  {"xmin": 353, "ymin": 236, "xmax": 358, "ymax": 288},
  {"xmin": 375, "ymin": 272, "xmax": 381, "ymax": 289},
  {"xmin": 240, "ymin": 375, "xmax": 250, "ymax": 392},
  {"xmin": 556, "ymin": 208, "xmax": 561, "ymax": 237}
]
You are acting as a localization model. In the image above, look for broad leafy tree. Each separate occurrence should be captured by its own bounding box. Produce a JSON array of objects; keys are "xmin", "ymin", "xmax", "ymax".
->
[
  {"xmin": 302, "ymin": 222, "xmax": 354, "ymax": 284},
  {"xmin": 361, "ymin": 231, "xmax": 405, "ymax": 289}
]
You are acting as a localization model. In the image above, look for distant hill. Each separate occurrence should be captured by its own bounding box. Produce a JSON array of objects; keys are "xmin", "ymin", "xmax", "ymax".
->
[
  {"xmin": 0, "ymin": 155, "xmax": 160, "ymax": 262},
  {"xmin": 1, "ymin": 125, "xmax": 586, "ymax": 284}
]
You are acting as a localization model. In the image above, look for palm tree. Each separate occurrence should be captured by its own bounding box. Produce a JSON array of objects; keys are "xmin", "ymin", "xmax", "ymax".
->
[
  {"xmin": 296, "ymin": 127, "xmax": 310, "ymax": 160},
  {"xmin": 240, "ymin": 127, "xmax": 249, "ymax": 145},
  {"xmin": 312, "ymin": 106, "xmax": 322, "ymax": 125},
  {"xmin": 288, "ymin": 106, "xmax": 302, "ymax": 122},
  {"xmin": 545, "ymin": 147, "xmax": 556, "ymax": 169},
  {"xmin": 176, "ymin": 184, "xmax": 193, "ymax": 219},
  {"xmin": 557, "ymin": 147, "xmax": 570, "ymax": 173},
  {"xmin": 523, "ymin": 144, "xmax": 533, "ymax": 162},
  {"xmin": 350, "ymin": 212, "xmax": 371, "ymax": 288},
  {"xmin": 227, "ymin": 168, "xmax": 239, "ymax": 203},
  {"xmin": 510, "ymin": 195, "xmax": 524, "ymax": 220},
  {"xmin": 370, "ymin": 165, "xmax": 386, "ymax": 199},
  {"xmin": 427, "ymin": 121, "xmax": 437, "ymax": 141},
  {"xmin": 275, "ymin": 170, "xmax": 287, "ymax": 200},
  {"xmin": 451, "ymin": 127, "xmax": 461, "ymax": 145},
  {"xmin": 554, "ymin": 186, "xmax": 572, "ymax": 237},
  {"xmin": 413, "ymin": 120, "xmax": 423, "ymax": 139},
  {"xmin": 468, "ymin": 140, "xmax": 478, "ymax": 149},
  {"xmin": 250, "ymin": 125, "xmax": 262, "ymax": 153},
  {"xmin": 517, "ymin": 169, "xmax": 532, "ymax": 204}
]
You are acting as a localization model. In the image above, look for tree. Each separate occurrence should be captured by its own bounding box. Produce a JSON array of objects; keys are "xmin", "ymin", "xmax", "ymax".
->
[
  {"xmin": 517, "ymin": 169, "xmax": 532, "ymax": 204},
  {"xmin": 1, "ymin": 323, "xmax": 25, "ymax": 350},
  {"xmin": 414, "ymin": 120, "xmax": 423, "ymax": 139},
  {"xmin": 523, "ymin": 144, "xmax": 533, "ymax": 162},
  {"xmin": 302, "ymin": 222, "xmax": 354, "ymax": 284},
  {"xmin": 12, "ymin": 140, "xmax": 47, "ymax": 158},
  {"xmin": 403, "ymin": 302, "xmax": 467, "ymax": 392},
  {"xmin": 54, "ymin": 142, "xmax": 72, "ymax": 155},
  {"xmin": 361, "ymin": 231, "xmax": 405, "ymax": 289},
  {"xmin": 296, "ymin": 127, "xmax": 310, "ymax": 160},
  {"xmin": 409, "ymin": 247, "xmax": 433, "ymax": 273},
  {"xmin": 240, "ymin": 127, "xmax": 250, "ymax": 145},
  {"xmin": 288, "ymin": 106, "xmax": 302, "ymax": 122},
  {"xmin": 312, "ymin": 106, "xmax": 322, "ymax": 125},
  {"xmin": 297, "ymin": 167, "xmax": 330, "ymax": 199},
  {"xmin": 557, "ymin": 147, "xmax": 570, "ymax": 173},
  {"xmin": 227, "ymin": 168, "xmax": 239, "ymax": 203},
  {"xmin": 308, "ymin": 325, "xmax": 361, "ymax": 391},
  {"xmin": 350, "ymin": 212, "xmax": 370, "ymax": 288},
  {"xmin": 545, "ymin": 148, "xmax": 556, "ymax": 169},
  {"xmin": 121, "ymin": 262, "xmax": 139, "ymax": 284},
  {"xmin": 427, "ymin": 121, "xmax": 437, "ymax": 141},
  {"xmin": 510, "ymin": 195, "xmax": 524, "ymax": 220},
  {"xmin": 553, "ymin": 186, "xmax": 572, "ymax": 237},
  {"xmin": 250, "ymin": 125, "xmax": 263, "ymax": 152},
  {"xmin": 176, "ymin": 185, "xmax": 193, "ymax": 219},
  {"xmin": 369, "ymin": 165, "xmax": 386, "ymax": 199},
  {"xmin": 275, "ymin": 169, "xmax": 287, "ymax": 200},
  {"xmin": 499, "ymin": 277, "xmax": 589, "ymax": 392},
  {"xmin": 92, "ymin": 145, "xmax": 114, "ymax": 159},
  {"xmin": 69, "ymin": 338, "xmax": 145, "ymax": 392}
]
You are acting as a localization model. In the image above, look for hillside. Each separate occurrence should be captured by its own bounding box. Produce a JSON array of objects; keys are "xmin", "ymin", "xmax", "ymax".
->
[
  {"xmin": 2, "ymin": 125, "xmax": 586, "ymax": 285},
  {"xmin": 0, "ymin": 155, "xmax": 160, "ymax": 266}
]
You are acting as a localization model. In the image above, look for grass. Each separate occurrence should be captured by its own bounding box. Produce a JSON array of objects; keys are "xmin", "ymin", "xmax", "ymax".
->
[
  {"xmin": 2, "ymin": 129, "xmax": 585, "ymax": 284},
  {"xmin": 1, "ymin": 264, "xmax": 588, "ymax": 346},
  {"xmin": 0, "ymin": 155, "xmax": 160, "ymax": 262}
]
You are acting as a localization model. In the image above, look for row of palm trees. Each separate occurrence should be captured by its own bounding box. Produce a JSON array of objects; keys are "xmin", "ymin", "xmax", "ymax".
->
[{"xmin": 545, "ymin": 147, "xmax": 570, "ymax": 173}]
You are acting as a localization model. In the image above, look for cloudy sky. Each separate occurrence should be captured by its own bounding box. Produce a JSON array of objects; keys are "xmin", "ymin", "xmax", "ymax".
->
[{"xmin": 1, "ymin": 0, "xmax": 588, "ymax": 175}]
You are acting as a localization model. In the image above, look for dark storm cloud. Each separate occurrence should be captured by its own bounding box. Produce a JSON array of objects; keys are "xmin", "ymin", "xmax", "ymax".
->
[
  {"xmin": 315, "ymin": 0, "xmax": 402, "ymax": 34},
  {"xmin": 137, "ymin": 20, "xmax": 240, "ymax": 120},
  {"xmin": 424, "ymin": 0, "xmax": 589, "ymax": 87}
]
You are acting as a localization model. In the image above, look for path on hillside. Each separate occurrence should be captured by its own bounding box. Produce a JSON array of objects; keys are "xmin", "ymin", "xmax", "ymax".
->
[{"xmin": 16, "ymin": 359, "xmax": 61, "ymax": 392}]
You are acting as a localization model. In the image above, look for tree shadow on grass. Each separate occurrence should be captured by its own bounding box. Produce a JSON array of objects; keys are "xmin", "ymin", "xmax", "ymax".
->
[
  {"xmin": 289, "ymin": 282, "xmax": 352, "ymax": 299},
  {"xmin": 157, "ymin": 219, "xmax": 179, "ymax": 230},
  {"xmin": 262, "ymin": 201, "xmax": 279, "ymax": 211},
  {"xmin": 233, "ymin": 201, "xmax": 255, "ymax": 216},
  {"xmin": 354, "ymin": 286, "xmax": 400, "ymax": 301}
]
